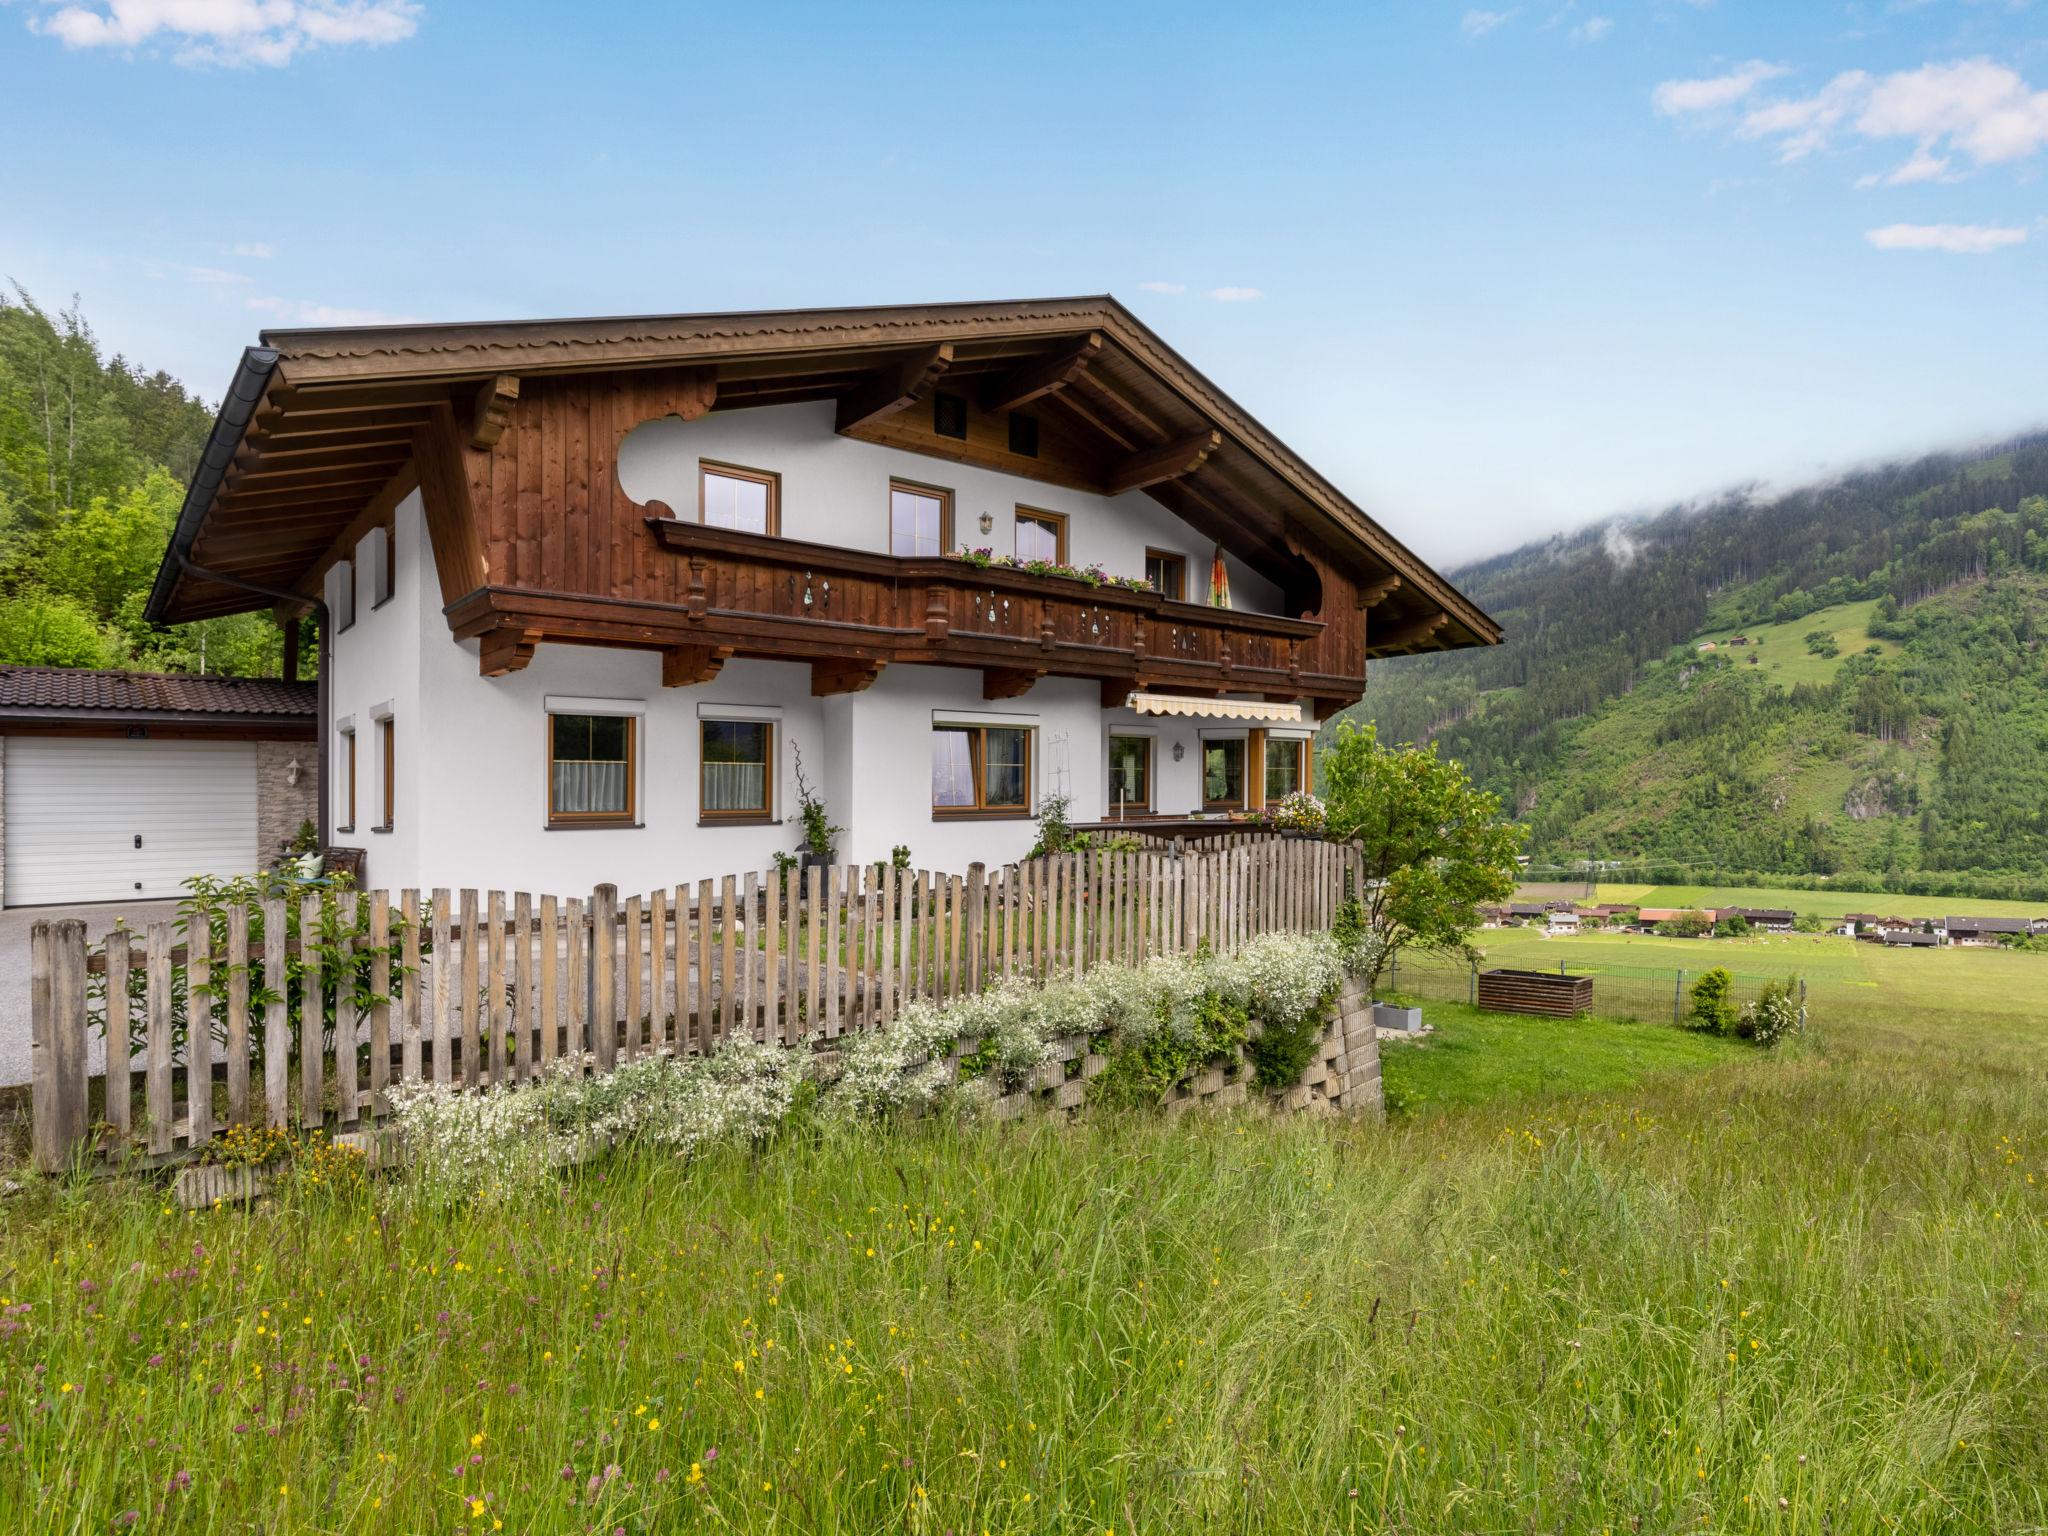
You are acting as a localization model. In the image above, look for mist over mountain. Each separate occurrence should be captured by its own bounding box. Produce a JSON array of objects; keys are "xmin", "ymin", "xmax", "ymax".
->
[{"xmin": 1348, "ymin": 434, "xmax": 2048, "ymax": 898}]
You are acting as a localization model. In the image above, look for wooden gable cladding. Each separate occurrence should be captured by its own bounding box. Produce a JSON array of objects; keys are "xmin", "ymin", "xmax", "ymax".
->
[{"xmin": 426, "ymin": 366, "xmax": 719, "ymax": 607}]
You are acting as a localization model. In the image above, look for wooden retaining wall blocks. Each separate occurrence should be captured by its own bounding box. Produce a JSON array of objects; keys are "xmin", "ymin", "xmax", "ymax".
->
[{"xmin": 173, "ymin": 1163, "xmax": 270, "ymax": 1209}]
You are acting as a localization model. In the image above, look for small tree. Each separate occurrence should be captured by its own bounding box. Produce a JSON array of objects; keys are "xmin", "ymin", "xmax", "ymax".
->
[
  {"xmin": 1687, "ymin": 967, "xmax": 1739, "ymax": 1034},
  {"xmin": 1319, "ymin": 720, "xmax": 1523, "ymax": 993}
]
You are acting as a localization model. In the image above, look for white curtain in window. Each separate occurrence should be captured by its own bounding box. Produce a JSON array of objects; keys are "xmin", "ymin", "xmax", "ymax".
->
[{"xmin": 553, "ymin": 761, "xmax": 627, "ymax": 815}]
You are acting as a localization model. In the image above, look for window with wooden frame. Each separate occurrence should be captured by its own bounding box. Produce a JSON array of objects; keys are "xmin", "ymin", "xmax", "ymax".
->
[
  {"xmin": 1107, "ymin": 735, "xmax": 1152, "ymax": 815},
  {"xmin": 1202, "ymin": 738, "xmax": 1246, "ymax": 810},
  {"xmin": 932, "ymin": 725, "xmax": 1032, "ymax": 817},
  {"xmin": 1014, "ymin": 507, "xmax": 1067, "ymax": 564},
  {"xmin": 337, "ymin": 727, "xmax": 357, "ymax": 832},
  {"xmin": 700, "ymin": 719, "xmax": 774, "ymax": 821},
  {"xmin": 933, "ymin": 390, "xmax": 968, "ymax": 440},
  {"xmin": 548, "ymin": 713, "xmax": 637, "ymax": 826},
  {"xmin": 1144, "ymin": 549, "xmax": 1187, "ymax": 601},
  {"xmin": 1008, "ymin": 412, "xmax": 1039, "ymax": 457},
  {"xmin": 699, "ymin": 462, "xmax": 779, "ymax": 536},
  {"xmin": 889, "ymin": 480, "xmax": 952, "ymax": 557},
  {"xmin": 1263, "ymin": 734, "xmax": 1306, "ymax": 804},
  {"xmin": 376, "ymin": 717, "xmax": 395, "ymax": 830},
  {"xmin": 372, "ymin": 521, "xmax": 396, "ymax": 607},
  {"xmin": 335, "ymin": 560, "xmax": 357, "ymax": 633}
]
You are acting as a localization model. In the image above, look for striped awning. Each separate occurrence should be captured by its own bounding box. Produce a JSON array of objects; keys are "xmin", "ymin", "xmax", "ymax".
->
[{"xmin": 1125, "ymin": 693, "xmax": 1303, "ymax": 723}]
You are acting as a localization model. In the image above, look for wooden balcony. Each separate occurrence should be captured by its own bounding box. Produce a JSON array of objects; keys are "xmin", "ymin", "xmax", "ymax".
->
[{"xmin": 444, "ymin": 517, "xmax": 1367, "ymax": 708}]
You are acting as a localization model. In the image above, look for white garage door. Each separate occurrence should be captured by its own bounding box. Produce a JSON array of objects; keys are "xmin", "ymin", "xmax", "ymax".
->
[{"xmin": 5, "ymin": 738, "xmax": 258, "ymax": 906}]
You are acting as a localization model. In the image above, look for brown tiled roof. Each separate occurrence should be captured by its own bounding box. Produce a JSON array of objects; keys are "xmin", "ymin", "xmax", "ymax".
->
[{"xmin": 0, "ymin": 666, "xmax": 314, "ymax": 719}]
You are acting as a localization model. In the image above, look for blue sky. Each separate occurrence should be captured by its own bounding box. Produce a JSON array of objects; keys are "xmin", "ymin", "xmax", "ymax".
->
[{"xmin": 3, "ymin": 1, "xmax": 2046, "ymax": 566}]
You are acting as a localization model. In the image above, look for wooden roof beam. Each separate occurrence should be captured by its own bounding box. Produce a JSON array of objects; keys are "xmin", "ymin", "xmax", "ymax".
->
[
  {"xmin": 1367, "ymin": 613, "xmax": 1448, "ymax": 656},
  {"xmin": 1357, "ymin": 576, "xmax": 1402, "ymax": 609},
  {"xmin": 978, "ymin": 333, "xmax": 1102, "ymax": 413},
  {"xmin": 469, "ymin": 375, "xmax": 521, "ymax": 448},
  {"xmin": 834, "ymin": 344, "xmax": 954, "ymax": 433},
  {"xmin": 1105, "ymin": 430, "xmax": 1223, "ymax": 497},
  {"xmin": 265, "ymin": 382, "xmax": 456, "ymax": 416}
]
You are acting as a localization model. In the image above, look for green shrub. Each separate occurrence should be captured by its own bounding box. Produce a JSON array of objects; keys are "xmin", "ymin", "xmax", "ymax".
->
[
  {"xmin": 1246, "ymin": 1007, "xmax": 1323, "ymax": 1091},
  {"xmin": 1687, "ymin": 967, "xmax": 1739, "ymax": 1034},
  {"xmin": 1743, "ymin": 977, "xmax": 1803, "ymax": 1047}
]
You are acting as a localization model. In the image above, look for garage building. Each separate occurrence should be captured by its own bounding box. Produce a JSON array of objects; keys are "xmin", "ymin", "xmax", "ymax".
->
[{"xmin": 0, "ymin": 667, "xmax": 317, "ymax": 907}]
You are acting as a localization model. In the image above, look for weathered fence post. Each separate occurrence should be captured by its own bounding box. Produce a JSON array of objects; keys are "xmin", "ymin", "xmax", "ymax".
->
[
  {"xmin": 30, "ymin": 919, "xmax": 89, "ymax": 1173},
  {"xmin": 590, "ymin": 884, "xmax": 618, "ymax": 1070},
  {"xmin": 1672, "ymin": 969, "xmax": 1684, "ymax": 1026},
  {"xmin": 965, "ymin": 862, "xmax": 987, "ymax": 995}
]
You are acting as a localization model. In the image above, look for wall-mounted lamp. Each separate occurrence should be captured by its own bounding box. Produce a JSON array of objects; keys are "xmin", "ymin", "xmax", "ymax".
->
[
  {"xmin": 285, "ymin": 758, "xmax": 303, "ymax": 787},
  {"xmin": 1171, "ymin": 742, "xmax": 1186, "ymax": 762},
  {"xmin": 977, "ymin": 510, "xmax": 994, "ymax": 535}
]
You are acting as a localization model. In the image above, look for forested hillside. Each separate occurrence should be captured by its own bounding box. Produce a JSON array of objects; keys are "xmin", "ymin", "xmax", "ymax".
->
[
  {"xmin": 0, "ymin": 290, "xmax": 286, "ymax": 675},
  {"xmin": 1349, "ymin": 437, "xmax": 2048, "ymax": 899}
]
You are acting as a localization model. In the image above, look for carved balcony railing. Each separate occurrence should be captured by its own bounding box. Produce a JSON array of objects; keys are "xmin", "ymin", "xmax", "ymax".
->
[{"xmin": 444, "ymin": 517, "xmax": 1365, "ymax": 706}]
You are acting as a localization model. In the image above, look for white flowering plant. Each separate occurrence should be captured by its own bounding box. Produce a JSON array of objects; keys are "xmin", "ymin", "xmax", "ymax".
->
[{"xmin": 388, "ymin": 928, "xmax": 1361, "ymax": 1203}]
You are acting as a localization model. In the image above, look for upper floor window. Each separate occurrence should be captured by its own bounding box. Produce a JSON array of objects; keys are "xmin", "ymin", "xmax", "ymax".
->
[
  {"xmin": 701, "ymin": 719, "xmax": 774, "ymax": 821},
  {"xmin": 933, "ymin": 391, "xmax": 968, "ymax": 441},
  {"xmin": 549, "ymin": 713, "xmax": 636, "ymax": 826},
  {"xmin": 1015, "ymin": 508, "xmax": 1067, "ymax": 565},
  {"xmin": 1203, "ymin": 738, "xmax": 1245, "ymax": 810},
  {"xmin": 699, "ymin": 462, "xmax": 779, "ymax": 536},
  {"xmin": 1008, "ymin": 413, "xmax": 1039, "ymax": 458},
  {"xmin": 933, "ymin": 725, "xmax": 1032, "ymax": 817},
  {"xmin": 1264, "ymin": 735, "xmax": 1306, "ymax": 804},
  {"xmin": 333, "ymin": 559, "xmax": 357, "ymax": 633},
  {"xmin": 1145, "ymin": 549, "xmax": 1186, "ymax": 601},
  {"xmin": 372, "ymin": 522, "xmax": 396, "ymax": 607},
  {"xmin": 890, "ymin": 481, "xmax": 952, "ymax": 557}
]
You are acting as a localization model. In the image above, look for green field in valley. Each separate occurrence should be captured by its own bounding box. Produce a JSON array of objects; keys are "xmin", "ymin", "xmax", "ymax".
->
[{"xmin": 1517, "ymin": 880, "xmax": 2048, "ymax": 923}]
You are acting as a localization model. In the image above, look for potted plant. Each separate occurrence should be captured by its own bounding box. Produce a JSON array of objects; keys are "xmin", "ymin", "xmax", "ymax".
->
[
  {"xmin": 1264, "ymin": 790, "xmax": 1327, "ymax": 839},
  {"xmin": 790, "ymin": 744, "xmax": 841, "ymax": 870}
]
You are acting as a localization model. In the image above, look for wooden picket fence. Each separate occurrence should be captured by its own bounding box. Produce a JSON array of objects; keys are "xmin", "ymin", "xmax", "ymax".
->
[{"xmin": 28, "ymin": 833, "xmax": 1363, "ymax": 1173}]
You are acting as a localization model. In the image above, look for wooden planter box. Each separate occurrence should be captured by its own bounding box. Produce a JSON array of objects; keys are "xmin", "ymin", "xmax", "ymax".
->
[{"xmin": 1477, "ymin": 969, "xmax": 1594, "ymax": 1018}]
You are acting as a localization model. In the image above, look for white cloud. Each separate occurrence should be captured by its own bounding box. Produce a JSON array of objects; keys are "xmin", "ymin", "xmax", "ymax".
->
[
  {"xmin": 1736, "ymin": 69, "xmax": 1871, "ymax": 161},
  {"xmin": 1572, "ymin": 16, "xmax": 1613, "ymax": 43},
  {"xmin": 1652, "ymin": 61, "xmax": 1790, "ymax": 117},
  {"xmin": 1863, "ymin": 221, "xmax": 2026, "ymax": 253},
  {"xmin": 1206, "ymin": 286, "xmax": 1263, "ymax": 302},
  {"xmin": 1137, "ymin": 280, "xmax": 1187, "ymax": 295},
  {"xmin": 1858, "ymin": 59, "xmax": 2048, "ymax": 165},
  {"xmin": 1854, "ymin": 145, "xmax": 1953, "ymax": 189},
  {"xmin": 1460, "ymin": 9, "xmax": 1517, "ymax": 39},
  {"xmin": 246, "ymin": 296, "xmax": 417, "ymax": 325},
  {"xmin": 27, "ymin": 1, "xmax": 422, "ymax": 67},
  {"xmin": 230, "ymin": 241, "xmax": 276, "ymax": 259},
  {"xmin": 1685, "ymin": 57, "xmax": 2048, "ymax": 173}
]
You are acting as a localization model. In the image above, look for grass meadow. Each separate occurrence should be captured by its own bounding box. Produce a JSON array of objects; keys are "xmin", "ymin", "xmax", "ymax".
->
[{"xmin": 2, "ymin": 934, "xmax": 2044, "ymax": 1532}]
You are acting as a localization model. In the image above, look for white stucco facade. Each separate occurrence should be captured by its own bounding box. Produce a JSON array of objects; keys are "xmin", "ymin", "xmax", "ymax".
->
[{"xmin": 323, "ymin": 409, "xmax": 1317, "ymax": 896}]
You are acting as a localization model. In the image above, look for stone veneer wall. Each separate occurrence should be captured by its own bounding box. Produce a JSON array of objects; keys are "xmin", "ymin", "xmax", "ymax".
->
[
  {"xmin": 943, "ymin": 978, "xmax": 1384, "ymax": 1122},
  {"xmin": 255, "ymin": 740, "xmax": 317, "ymax": 867}
]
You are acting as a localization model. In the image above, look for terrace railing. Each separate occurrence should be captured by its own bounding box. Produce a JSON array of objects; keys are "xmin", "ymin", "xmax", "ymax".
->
[{"xmin": 29, "ymin": 833, "xmax": 1365, "ymax": 1173}]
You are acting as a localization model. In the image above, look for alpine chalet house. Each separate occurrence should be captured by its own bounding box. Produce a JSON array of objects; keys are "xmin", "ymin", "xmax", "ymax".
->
[{"xmin": 146, "ymin": 298, "xmax": 1498, "ymax": 894}]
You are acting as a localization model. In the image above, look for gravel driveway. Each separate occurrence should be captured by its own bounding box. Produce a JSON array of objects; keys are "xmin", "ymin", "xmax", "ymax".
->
[{"xmin": 0, "ymin": 900, "xmax": 179, "ymax": 1088}]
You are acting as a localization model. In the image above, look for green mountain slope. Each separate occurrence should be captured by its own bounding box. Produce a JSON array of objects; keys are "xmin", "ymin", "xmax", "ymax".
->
[{"xmin": 1345, "ymin": 438, "xmax": 2048, "ymax": 898}]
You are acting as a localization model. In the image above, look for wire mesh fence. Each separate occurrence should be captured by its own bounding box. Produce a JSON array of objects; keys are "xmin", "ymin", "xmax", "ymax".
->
[{"xmin": 1380, "ymin": 952, "xmax": 1800, "ymax": 1027}]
